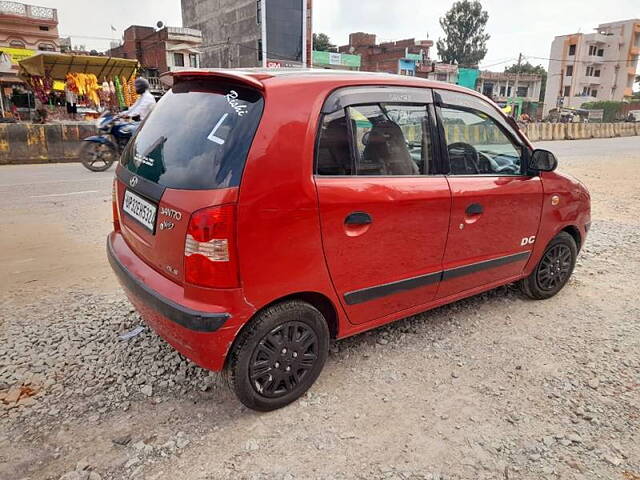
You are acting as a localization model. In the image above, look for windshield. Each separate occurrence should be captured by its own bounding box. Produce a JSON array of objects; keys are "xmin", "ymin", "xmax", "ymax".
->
[{"xmin": 121, "ymin": 79, "xmax": 264, "ymax": 190}]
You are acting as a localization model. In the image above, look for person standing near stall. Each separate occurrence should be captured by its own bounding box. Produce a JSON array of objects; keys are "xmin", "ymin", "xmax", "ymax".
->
[{"xmin": 65, "ymin": 83, "xmax": 78, "ymax": 120}]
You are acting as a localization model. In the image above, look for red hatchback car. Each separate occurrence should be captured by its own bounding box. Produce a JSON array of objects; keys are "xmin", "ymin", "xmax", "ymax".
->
[{"xmin": 108, "ymin": 69, "xmax": 590, "ymax": 411}]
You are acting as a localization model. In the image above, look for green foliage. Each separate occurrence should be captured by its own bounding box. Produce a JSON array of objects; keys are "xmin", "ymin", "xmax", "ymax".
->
[
  {"xmin": 436, "ymin": 0, "xmax": 490, "ymax": 67},
  {"xmin": 581, "ymin": 101, "xmax": 626, "ymax": 122},
  {"xmin": 505, "ymin": 61, "xmax": 547, "ymax": 102},
  {"xmin": 504, "ymin": 61, "xmax": 545, "ymax": 76},
  {"xmin": 313, "ymin": 33, "xmax": 335, "ymax": 52}
]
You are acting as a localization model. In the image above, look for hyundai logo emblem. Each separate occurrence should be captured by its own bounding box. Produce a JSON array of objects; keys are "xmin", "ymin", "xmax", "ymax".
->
[{"xmin": 129, "ymin": 176, "xmax": 139, "ymax": 187}]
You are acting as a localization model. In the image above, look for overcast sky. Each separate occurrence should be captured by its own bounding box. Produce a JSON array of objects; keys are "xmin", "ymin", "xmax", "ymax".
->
[{"xmin": 45, "ymin": 0, "xmax": 640, "ymax": 72}]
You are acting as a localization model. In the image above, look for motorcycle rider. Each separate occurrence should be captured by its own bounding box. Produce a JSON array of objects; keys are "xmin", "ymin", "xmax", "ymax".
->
[{"xmin": 120, "ymin": 77, "xmax": 156, "ymax": 121}]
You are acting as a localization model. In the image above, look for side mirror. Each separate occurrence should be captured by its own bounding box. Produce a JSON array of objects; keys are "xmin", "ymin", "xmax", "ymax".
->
[{"xmin": 530, "ymin": 149, "xmax": 558, "ymax": 172}]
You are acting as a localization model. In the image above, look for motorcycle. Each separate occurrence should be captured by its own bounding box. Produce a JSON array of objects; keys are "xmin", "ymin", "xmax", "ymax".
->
[{"xmin": 81, "ymin": 112, "xmax": 139, "ymax": 172}]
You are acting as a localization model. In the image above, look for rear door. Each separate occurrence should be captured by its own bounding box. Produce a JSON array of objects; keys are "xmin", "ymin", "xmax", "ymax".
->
[
  {"xmin": 434, "ymin": 89, "xmax": 543, "ymax": 299},
  {"xmin": 115, "ymin": 76, "xmax": 264, "ymax": 284},
  {"xmin": 315, "ymin": 87, "xmax": 451, "ymax": 325}
]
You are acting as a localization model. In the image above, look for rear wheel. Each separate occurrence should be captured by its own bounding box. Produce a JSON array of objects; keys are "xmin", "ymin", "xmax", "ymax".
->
[
  {"xmin": 229, "ymin": 301, "xmax": 329, "ymax": 411},
  {"xmin": 80, "ymin": 141, "xmax": 116, "ymax": 172},
  {"xmin": 521, "ymin": 231, "xmax": 577, "ymax": 300}
]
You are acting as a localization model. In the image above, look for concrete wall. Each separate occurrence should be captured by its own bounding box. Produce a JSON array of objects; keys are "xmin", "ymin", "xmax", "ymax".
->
[{"xmin": 0, "ymin": 123, "xmax": 96, "ymax": 165}]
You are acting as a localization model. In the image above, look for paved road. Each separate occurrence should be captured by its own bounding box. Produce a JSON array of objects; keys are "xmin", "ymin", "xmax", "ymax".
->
[
  {"xmin": 0, "ymin": 163, "xmax": 114, "ymax": 301},
  {"xmin": 0, "ymin": 135, "xmax": 637, "ymax": 302}
]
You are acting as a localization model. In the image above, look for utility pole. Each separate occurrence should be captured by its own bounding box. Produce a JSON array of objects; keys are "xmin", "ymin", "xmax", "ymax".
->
[{"xmin": 510, "ymin": 52, "xmax": 523, "ymax": 117}]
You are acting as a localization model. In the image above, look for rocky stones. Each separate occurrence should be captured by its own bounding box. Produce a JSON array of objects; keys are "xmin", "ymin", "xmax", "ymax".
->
[
  {"xmin": 140, "ymin": 385, "xmax": 153, "ymax": 397},
  {"xmin": 587, "ymin": 378, "xmax": 600, "ymax": 390}
]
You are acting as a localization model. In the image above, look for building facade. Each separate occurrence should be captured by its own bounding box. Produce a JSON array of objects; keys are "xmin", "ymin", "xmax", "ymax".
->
[
  {"xmin": 181, "ymin": 0, "xmax": 312, "ymax": 68},
  {"xmin": 544, "ymin": 18, "xmax": 640, "ymax": 115},
  {"xmin": 107, "ymin": 25, "xmax": 203, "ymax": 74},
  {"xmin": 0, "ymin": 2, "xmax": 59, "ymax": 116},
  {"xmin": 477, "ymin": 71, "xmax": 542, "ymax": 103},
  {"xmin": 338, "ymin": 32, "xmax": 433, "ymax": 76},
  {"xmin": 424, "ymin": 63, "xmax": 458, "ymax": 83},
  {"xmin": 0, "ymin": 1, "xmax": 59, "ymax": 53},
  {"xmin": 107, "ymin": 25, "xmax": 203, "ymax": 92}
]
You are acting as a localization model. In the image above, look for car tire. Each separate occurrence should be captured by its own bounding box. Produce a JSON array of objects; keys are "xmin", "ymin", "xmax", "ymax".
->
[
  {"xmin": 228, "ymin": 300, "xmax": 329, "ymax": 411},
  {"xmin": 521, "ymin": 231, "xmax": 577, "ymax": 300}
]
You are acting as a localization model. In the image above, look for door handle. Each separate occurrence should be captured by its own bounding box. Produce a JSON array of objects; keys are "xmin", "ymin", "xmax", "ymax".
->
[
  {"xmin": 345, "ymin": 212, "xmax": 372, "ymax": 225},
  {"xmin": 465, "ymin": 203, "xmax": 483, "ymax": 215}
]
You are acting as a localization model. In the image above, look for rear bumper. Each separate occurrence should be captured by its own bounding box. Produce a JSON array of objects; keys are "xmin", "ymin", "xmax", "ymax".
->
[
  {"xmin": 107, "ymin": 232, "xmax": 252, "ymax": 371},
  {"xmin": 107, "ymin": 237, "xmax": 230, "ymax": 332}
]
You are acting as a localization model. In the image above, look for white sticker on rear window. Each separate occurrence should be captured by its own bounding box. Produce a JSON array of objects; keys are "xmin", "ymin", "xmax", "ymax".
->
[
  {"xmin": 207, "ymin": 113, "xmax": 229, "ymax": 145},
  {"xmin": 226, "ymin": 90, "xmax": 247, "ymax": 117}
]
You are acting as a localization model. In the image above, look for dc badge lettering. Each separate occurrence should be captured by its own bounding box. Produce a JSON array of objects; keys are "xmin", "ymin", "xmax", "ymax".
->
[{"xmin": 521, "ymin": 236, "xmax": 536, "ymax": 246}]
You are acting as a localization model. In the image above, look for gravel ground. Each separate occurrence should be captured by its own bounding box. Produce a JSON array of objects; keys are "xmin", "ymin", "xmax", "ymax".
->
[{"xmin": 1, "ymin": 137, "xmax": 639, "ymax": 480}]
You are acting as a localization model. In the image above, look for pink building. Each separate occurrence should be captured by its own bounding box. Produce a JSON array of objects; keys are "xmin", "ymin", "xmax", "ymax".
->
[
  {"xmin": 0, "ymin": 1, "xmax": 59, "ymax": 52},
  {"xmin": 0, "ymin": 2, "xmax": 60, "ymax": 117}
]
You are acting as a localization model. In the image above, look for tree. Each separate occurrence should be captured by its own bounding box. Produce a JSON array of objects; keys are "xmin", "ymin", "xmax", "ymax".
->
[
  {"xmin": 313, "ymin": 33, "xmax": 335, "ymax": 52},
  {"xmin": 505, "ymin": 61, "xmax": 547, "ymax": 102},
  {"xmin": 436, "ymin": 0, "xmax": 490, "ymax": 67}
]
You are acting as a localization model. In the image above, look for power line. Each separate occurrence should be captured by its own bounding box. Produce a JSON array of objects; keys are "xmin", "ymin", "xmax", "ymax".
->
[
  {"xmin": 480, "ymin": 57, "xmax": 518, "ymax": 69},
  {"xmin": 527, "ymin": 55, "xmax": 639, "ymax": 64}
]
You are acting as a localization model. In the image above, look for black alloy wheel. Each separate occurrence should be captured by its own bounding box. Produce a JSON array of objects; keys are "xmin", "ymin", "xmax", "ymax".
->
[
  {"xmin": 521, "ymin": 231, "xmax": 577, "ymax": 300},
  {"xmin": 229, "ymin": 300, "xmax": 329, "ymax": 411},
  {"xmin": 536, "ymin": 243, "xmax": 573, "ymax": 291},
  {"xmin": 249, "ymin": 321, "xmax": 319, "ymax": 398}
]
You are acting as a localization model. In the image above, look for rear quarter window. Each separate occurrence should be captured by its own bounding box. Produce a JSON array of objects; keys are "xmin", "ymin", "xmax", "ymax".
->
[{"xmin": 121, "ymin": 79, "xmax": 264, "ymax": 190}]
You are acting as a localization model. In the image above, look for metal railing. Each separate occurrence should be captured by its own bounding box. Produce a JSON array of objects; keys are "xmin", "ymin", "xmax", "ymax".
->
[
  {"xmin": 0, "ymin": 1, "xmax": 56, "ymax": 20},
  {"xmin": 166, "ymin": 27, "xmax": 202, "ymax": 38}
]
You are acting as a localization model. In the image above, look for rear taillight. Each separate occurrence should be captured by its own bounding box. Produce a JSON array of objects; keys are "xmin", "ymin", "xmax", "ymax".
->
[
  {"xmin": 184, "ymin": 205, "xmax": 239, "ymax": 288},
  {"xmin": 112, "ymin": 179, "xmax": 120, "ymax": 231}
]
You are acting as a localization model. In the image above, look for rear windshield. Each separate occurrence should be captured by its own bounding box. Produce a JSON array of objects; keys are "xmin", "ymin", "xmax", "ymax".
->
[{"xmin": 121, "ymin": 79, "xmax": 264, "ymax": 190}]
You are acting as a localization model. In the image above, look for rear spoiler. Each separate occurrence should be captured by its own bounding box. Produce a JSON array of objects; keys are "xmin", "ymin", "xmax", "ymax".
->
[{"xmin": 160, "ymin": 69, "xmax": 266, "ymax": 91}]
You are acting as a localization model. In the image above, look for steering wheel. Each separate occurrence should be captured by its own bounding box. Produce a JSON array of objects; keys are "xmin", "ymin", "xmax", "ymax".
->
[{"xmin": 447, "ymin": 142, "xmax": 480, "ymax": 174}]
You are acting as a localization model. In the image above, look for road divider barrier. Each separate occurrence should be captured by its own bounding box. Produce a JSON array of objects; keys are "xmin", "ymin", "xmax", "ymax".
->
[
  {"xmin": 0, "ymin": 123, "xmax": 96, "ymax": 165},
  {"xmin": 522, "ymin": 122, "xmax": 639, "ymax": 142},
  {"xmin": 0, "ymin": 120, "xmax": 637, "ymax": 165}
]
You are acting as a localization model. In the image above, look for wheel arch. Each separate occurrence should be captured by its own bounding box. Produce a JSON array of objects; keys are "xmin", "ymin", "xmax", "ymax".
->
[
  {"xmin": 223, "ymin": 291, "xmax": 340, "ymax": 369},
  {"xmin": 561, "ymin": 224, "xmax": 582, "ymax": 251}
]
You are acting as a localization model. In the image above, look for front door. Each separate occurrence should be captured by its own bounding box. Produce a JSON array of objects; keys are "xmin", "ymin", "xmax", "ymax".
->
[
  {"xmin": 436, "ymin": 90, "xmax": 543, "ymax": 299},
  {"xmin": 315, "ymin": 95, "xmax": 451, "ymax": 325}
]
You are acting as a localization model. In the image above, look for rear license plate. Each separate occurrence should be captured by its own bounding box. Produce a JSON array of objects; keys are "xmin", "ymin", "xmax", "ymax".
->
[{"xmin": 123, "ymin": 190, "xmax": 157, "ymax": 233}]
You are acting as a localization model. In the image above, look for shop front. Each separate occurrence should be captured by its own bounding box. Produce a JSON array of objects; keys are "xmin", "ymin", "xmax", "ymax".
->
[
  {"xmin": 17, "ymin": 53, "xmax": 139, "ymax": 123},
  {"xmin": 0, "ymin": 46, "xmax": 36, "ymax": 120}
]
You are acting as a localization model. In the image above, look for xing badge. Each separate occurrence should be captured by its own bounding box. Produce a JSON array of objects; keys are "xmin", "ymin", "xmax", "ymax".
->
[{"xmin": 159, "ymin": 221, "xmax": 175, "ymax": 231}]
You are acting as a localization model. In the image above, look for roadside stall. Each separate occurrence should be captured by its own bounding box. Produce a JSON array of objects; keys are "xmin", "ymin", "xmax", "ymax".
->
[{"xmin": 17, "ymin": 53, "xmax": 139, "ymax": 122}]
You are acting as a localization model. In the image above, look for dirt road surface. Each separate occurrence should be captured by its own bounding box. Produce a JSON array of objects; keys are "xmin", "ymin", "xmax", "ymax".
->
[{"xmin": 1, "ymin": 137, "xmax": 639, "ymax": 480}]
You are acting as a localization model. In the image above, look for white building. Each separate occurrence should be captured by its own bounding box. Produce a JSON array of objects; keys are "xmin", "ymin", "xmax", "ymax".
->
[{"xmin": 544, "ymin": 19, "xmax": 640, "ymax": 115}]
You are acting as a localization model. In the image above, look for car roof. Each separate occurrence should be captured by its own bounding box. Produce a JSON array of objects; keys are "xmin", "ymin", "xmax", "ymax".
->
[{"xmin": 167, "ymin": 67, "xmax": 477, "ymax": 96}]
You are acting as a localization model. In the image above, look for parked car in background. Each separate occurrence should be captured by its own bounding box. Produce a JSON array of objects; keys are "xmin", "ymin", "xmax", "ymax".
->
[{"xmin": 107, "ymin": 69, "xmax": 591, "ymax": 411}]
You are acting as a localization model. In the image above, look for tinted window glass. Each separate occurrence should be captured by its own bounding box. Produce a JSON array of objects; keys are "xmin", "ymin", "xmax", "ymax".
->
[
  {"xmin": 349, "ymin": 104, "xmax": 430, "ymax": 176},
  {"xmin": 436, "ymin": 89, "xmax": 521, "ymax": 140},
  {"xmin": 121, "ymin": 79, "xmax": 264, "ymax": 190},
  {"xmin": 441, "ymin": 107, "xmax": 522, "ymax": 175},
  {"xmin": 316, "ymin": 110, "xmax": 352, "ymax": 175}
]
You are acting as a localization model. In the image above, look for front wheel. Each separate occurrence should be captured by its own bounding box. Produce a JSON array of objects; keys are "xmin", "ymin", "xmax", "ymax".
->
[
  {"xmin": 521, "ymin": 231, "xmax": 577, "ymax": 300},
  {"xmin": 80, "ymin": 141, "xmax": 116, "ymax": 172},
  {"xmin": 228, "ymin": 301, "xmax": 329, "ymax": 411}
]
